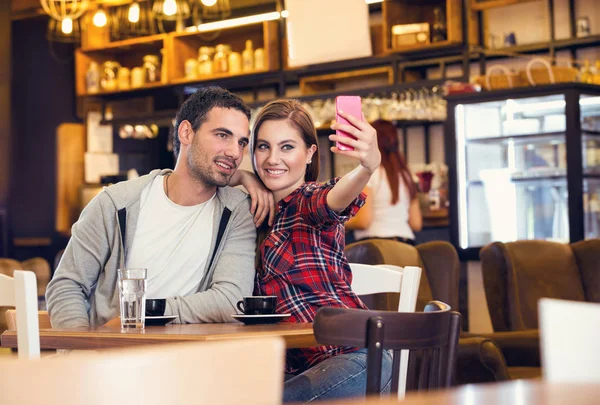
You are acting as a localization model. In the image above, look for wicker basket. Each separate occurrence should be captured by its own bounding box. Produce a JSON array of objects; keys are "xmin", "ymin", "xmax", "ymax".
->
[
  {"xmin": 477, "ymin": 64, "xmax": 529, "ymax": 90},
  {"xmin": 524, "ymin": 58, "xmax": 579, "ymax": 85}
]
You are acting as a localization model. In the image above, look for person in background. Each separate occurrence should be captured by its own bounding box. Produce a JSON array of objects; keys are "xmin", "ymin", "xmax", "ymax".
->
[
  {"xmin": 346, "ymin": 119, "xmax": 422, "ymax": 245},
  {"xmin": 46, "ymin": 86, "xmax": 274, "ymax": 328},
  {"xmin": 250, "ymin": 99, "xmax": 392, "ymax": 403}
]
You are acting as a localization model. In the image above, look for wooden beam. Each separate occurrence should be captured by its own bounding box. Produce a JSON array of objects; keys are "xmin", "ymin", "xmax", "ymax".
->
[{"xmin": 0, "ymin": 0, "xmax": 10, "ymax": 206}]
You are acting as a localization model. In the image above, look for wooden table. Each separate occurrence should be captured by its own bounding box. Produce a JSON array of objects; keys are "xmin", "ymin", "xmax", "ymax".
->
[
  {"xmin": 1, "ymin": 322, "xmax": 317, "ymax": 350},
  {"xmin": 324, "ymin": 381, "xmax": 600, "ymax": 405}
]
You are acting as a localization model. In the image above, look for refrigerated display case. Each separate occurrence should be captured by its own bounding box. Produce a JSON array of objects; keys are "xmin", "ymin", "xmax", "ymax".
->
[{"xmin": 445, "ymin": 84, "xmax": 600, "ymax": 259}]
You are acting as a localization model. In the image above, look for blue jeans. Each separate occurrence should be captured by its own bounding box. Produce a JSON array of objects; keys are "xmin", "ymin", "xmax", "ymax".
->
[{"xmin": 283, "ymin": 349, "xmax": 393, "ymax": 403}]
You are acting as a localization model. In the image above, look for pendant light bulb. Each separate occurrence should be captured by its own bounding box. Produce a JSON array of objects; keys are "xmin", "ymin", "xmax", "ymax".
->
[
  {"xmin": 93, "ymin": 7, "xmax": 108, "ymax": 27},
  {"xmin": 128, "ymin": 1, "xmax": 140, "ymax": 23},
  {"xmin": 201, "ymin": 0, "xmax": 218, "ymax": 6},
  {"xmin": 162, "ymin": 0, "xmax": 177, "ymax": 16},
  {"xmin": 61, "ymin": 17, "xmax": 73, "ymax": 34}
]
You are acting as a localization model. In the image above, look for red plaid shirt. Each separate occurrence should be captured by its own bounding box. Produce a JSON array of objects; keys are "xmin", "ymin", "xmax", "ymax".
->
[{"xmin": 254, "ymin": 178, "xmax": 368, "ymax": 374}]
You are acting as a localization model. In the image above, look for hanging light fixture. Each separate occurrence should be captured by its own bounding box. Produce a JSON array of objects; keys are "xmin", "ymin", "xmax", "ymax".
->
[
  {"xmin": 92, "ymin": 4, "xmax": 108, "ymax": 27},
  {"xmin": 46, "ymin": 15, "xmax": 82, "ymax": 44},
  {"xmin": 200, "ymin": 0, "xmax": 230, "ymax": 21},
  {"xmin": 40, "ymin": 0, "xmax": 89, "ymax": 30},
  {"xmin": 152, "ymin": 0, "xmax": 191, "ymax": 21},
  {"xmin": 115, "ymin": 1, "xmax": 157, "ymax": 39}
]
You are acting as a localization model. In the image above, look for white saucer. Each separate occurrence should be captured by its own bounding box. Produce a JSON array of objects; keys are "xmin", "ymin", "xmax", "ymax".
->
[{"xmin": 231, "ymin": 314, "xmax": 291, "ymax": 325}]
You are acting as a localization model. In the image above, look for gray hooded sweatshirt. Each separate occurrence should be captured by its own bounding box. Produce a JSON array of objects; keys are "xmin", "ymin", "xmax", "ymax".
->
[{"xmin": 46, "ymin": 169, "xmax": 256, "ymax": 328}]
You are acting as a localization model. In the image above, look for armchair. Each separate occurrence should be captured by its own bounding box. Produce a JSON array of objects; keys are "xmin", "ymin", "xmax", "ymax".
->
[
  {"xmin": 479, "ymin": 239, "xmax": 600, "ymax": 380},
  {"xmin": 345, "ymin": 239, "xmax": 512, "ymax": 385}
]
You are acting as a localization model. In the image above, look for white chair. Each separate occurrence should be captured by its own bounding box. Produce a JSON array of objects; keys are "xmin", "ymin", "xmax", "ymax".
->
[
  {"xmin": 0, "ymin": 337, "xmax": 285, "ymax": 405},
  {"xmin": 0, "ymin": 270, "xmax": 40, "ymax": 359},
  {"xmin": 349, "ymin": 263, "xmax": 422, "ymax": 399},
  {"xmin": 539, "ymin": 298, "xmax": 600, "ymax": 383}
]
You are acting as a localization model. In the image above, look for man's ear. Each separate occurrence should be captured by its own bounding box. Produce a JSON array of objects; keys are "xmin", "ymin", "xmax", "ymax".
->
[{"xmin": 178, "ymin": 120, "xmax": 194, "ymax": 148}]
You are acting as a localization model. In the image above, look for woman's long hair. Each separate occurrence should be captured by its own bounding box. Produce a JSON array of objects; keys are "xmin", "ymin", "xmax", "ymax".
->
[{"xmin": 372, "ymin": 119, "xmax": 417, "ymax": 204}]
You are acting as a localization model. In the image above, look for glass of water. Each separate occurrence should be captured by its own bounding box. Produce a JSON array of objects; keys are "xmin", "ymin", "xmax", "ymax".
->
[{"xmin": 117, "ymin": 268, "xmax": 147, "ymax": 330}]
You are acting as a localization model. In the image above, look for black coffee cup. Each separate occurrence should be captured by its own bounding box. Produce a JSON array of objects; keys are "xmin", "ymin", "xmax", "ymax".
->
[
  {"xmin": 146, "ymin": 298, "xmax": 166, "ymax": 317},
  {"xmin": 236, "ymin": 296, "xmax": 277, "ymax": 315}
]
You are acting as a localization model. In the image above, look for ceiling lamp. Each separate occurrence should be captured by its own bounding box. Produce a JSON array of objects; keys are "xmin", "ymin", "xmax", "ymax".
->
[
  {"xmin": 92, "ymin": 5, "xmax": 108, "ymax": 27},
  {"xmin": 115, "ymin": 1, "xmax": 157, "ymax": 39},
  {"xmin": 152, "ymin": 0, "xmax": 191, "ymax": 21},
  {"xmin": 201, "ymin": 0, "xmax": 230, "ymax": 21},
  {"xmin": 46, "ymin": 16, "xmax": 82, "ymax": 44},
  {"xmin": 41, "ymin": 0, "xmax": 89, "ymax": 27}
]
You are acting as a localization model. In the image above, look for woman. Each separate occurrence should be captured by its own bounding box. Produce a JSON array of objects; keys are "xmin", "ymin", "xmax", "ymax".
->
[
  {"xmin": 347, "ymin": 119, "xmax": 422, "ymax": 245},
  {"xmin": 250, "ymin": 99, "xmax": 392, "ymax": 403}
]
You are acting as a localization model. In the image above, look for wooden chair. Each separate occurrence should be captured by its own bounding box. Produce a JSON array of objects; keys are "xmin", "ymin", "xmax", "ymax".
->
[
  {"xmin": 539, "ymin": 298, "xmax": 600, "ymax": 383},
  {"xmin": 314, "ymin": 301, "xmax": 461, "ymax": 397},
  {"xmin": 0, "ymin": 271, "xmax": 40, "ymax": 359},
  {"xmin": 350, "ymin": 263, "xmax": 421, "ymax": 398},
  {"xmin": 0, "ymin": 337, "xmax": 285, "ymax": 405},
  {"xmin": 5, "ymin": 310, "xmax": 51, "ymax": 330}
]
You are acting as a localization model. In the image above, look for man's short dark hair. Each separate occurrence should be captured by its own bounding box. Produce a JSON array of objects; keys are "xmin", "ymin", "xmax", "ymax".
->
[{"xmin": 173, "ymin": 86, "xmax": 251, "ymax": 157}]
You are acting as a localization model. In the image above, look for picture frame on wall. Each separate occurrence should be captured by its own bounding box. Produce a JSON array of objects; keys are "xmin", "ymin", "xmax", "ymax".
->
[{"xmin": 576, "ymin": 16, "xmax": 591, "ymax": 38}]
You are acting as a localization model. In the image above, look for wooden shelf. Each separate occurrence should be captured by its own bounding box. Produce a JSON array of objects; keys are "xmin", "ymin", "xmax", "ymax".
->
[
  {"xmin": 470, "ymin": 0, "xmax": 538, "ymax": 11},
  {"xmin": 169, "ymin": 69, "xmax": 272, "ymax": 85},
  {"xmin": 299, "ymin": 66, "xmax": 394, "ymax": 95},
  {"xmin": 80, "ymin": 34, "xmax": 167, "ymax": 53},
  {"xmin": 81, "ymin": 81, "xmax": 169, "ymax": 97},
  {"xmin": 168, "ymin": 21, "xmax": 279, "ymax": 85},
  {"xmin": 382, "ymin": 0, "xmax": 478, "ymax": 55}
]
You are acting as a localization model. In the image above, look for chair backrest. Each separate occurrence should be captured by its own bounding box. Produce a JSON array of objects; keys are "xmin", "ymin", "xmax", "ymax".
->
[
  {"xmin": 345, "ymin": 239, "xmax": 460, "ymax": 311},
  {"xmin": 0, "ymin": 271, "xmax": 40, "ymax": 359},
  {"xmin": 350, "ymin": 263, "xmax": 421, "ymax": 398},
  {"xmin": 539, "ymin": 298, "xmax": 600, "ymax": 383},
  {"xmin": 5, "ymin": 310, "xmax": 51, "ymax": 330},
  {"xmin": 314, "ymin": 301, "xmax": 461, "ymax": 396},
  {"xmin": 481, "ymin": 240, "xmax": 588, "ymax": 331},
  {"xmin": 0, "ymin": 337, "xmax": 285, "ymax": 405}
]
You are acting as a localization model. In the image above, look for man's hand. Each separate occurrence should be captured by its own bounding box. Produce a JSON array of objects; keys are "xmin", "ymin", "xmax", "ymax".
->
[{"xmin": 233, "ymin": 170, "xmax": 275, "ymax": 227}]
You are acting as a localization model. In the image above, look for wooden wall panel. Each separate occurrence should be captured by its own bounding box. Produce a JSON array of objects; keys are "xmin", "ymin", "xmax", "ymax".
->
[
  {"xmin": 55, "ymin": 123, "xmax": 85, "ymax": 236},
  {"xmin": 0, "ymin": 0, "xmax": 10, "ymax": 257}
]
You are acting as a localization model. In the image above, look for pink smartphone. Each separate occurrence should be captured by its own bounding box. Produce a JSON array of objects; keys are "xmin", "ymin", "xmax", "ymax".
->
[{"xmin": 335, "ymin": 95, "xmax": 362, "ymax": 151}]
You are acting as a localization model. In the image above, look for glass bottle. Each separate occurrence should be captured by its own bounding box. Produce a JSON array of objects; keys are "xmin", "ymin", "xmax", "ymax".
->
[
  {"xmin": 254, "ymin": 47, "xmax": 265, "ymax": 71},
  {"xmin": 593, "ymin": 60, "xmax": 600, "ymax": 85},
  {"xmin": 101, "ymin": 61, "xmax": 121, "ymax": 91},
  {"xmin": 432, "ymin": 7, "xmax": 447, "ymax": 43},
  {"xmin": 142, "ymin": 54, "xmax": 160, "ymax": 83},
  {"xmin": 580, "ymin": 60, "xmax": 593, "ymax": 84},
  {"xmin": 242, "ymin": 40, "xmax": 254, "ymax": 72},
  {"xmin": 213, "ymin": 44, "xmax": 229, "ymax": 74},
  {"xmin": 228, "ymin": 51, "xmax": 242, "ymax": 75},
  {"xmin": 86, "ymin": 61, "xmax": 100, "ymax": 93},
  {"xmin": 197, "ymin": 46, "xmax": 214, "ymax": 77}
]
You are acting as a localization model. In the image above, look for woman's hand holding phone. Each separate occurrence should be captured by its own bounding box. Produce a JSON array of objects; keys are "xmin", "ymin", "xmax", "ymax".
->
[{"xmin": 330, "ymin": 109, "xmax": 381, "ymax": 175}]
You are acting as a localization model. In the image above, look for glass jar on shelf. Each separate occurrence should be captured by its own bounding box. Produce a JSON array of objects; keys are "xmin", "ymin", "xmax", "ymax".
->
[
  {"xmin": 142, "ymin": 54, "xmax": 161, "ymax": 83},
  {"xmin": 197, "ymin": 46, "xmax": 214, "ymax": 77},
  {"xmin": 117, "ymin": 67, "xmax": 130, "ymax": 90},
  {"xmin": 228, "ymin": 51, "xmax": 242, "ymax": 75},
  {"xmin": 213, "ymin": 44, "xmax": 229, "ymax": 74},
  {"xmin": 101, "ymin": 61, "xmax": 121, "ymax": 91},
  {"xmin": 86, "ymin": 61, "xmax": 100, "ymax": 93}
]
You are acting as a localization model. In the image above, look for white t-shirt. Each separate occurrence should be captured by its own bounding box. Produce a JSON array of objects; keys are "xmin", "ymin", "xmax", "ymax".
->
[
  {"xmin": 354, "ymin": 167, "xmax": 415, "ymax": 241},
  {"xmin": 126, "ymin": 175, "xmax": 215, "ymax": 299}
]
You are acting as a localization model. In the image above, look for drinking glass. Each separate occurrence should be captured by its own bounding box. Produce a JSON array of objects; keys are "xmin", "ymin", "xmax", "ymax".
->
[{"xmin": 117, "ymin": 268, "xmax": 147, "ymax": 330}]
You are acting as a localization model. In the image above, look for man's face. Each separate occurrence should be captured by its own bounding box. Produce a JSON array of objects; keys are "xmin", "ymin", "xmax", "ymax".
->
[{"xmin": 187, "ymin": 107, "xmax": 250, "ymax": 187}]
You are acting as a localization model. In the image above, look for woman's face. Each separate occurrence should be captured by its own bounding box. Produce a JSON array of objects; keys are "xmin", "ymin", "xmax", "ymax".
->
[{"xmin": 254, "ymin": 119, "xmax": 316, "ymax": 202}]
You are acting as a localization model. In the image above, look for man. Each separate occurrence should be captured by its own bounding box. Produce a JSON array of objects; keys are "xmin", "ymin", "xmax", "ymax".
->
[{"xmin": 46, "ymin": 86, "xmax": 273, "ymax": 328}]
